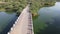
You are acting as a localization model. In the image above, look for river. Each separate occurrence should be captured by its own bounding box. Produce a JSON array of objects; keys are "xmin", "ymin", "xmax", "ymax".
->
[
  {"xmin": 0, "ymin": 11, "xmax": 18, "ymax": 34},
  {"xmin": 33, "ymin": 2, "xmax": 60, "ymax": 34}
]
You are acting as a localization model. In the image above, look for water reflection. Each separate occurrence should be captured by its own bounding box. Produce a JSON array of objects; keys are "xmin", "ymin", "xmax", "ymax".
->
[
  {"xmin": 37, "ymin": 17, "xmax": 60, "ymax": 34},
  {"xmin": 33, "ymin": 2, "xmax": 60, "ymax": 34},
  {"xmin": 0, "ymin": 12, "xmax": 18, "ymax": 34}
]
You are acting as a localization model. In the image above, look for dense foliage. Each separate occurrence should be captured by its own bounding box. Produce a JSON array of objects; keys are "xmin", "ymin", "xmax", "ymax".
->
[
  {"xmin": 0, "ymin": 0, "xmax": 28, "ymax": 13},
  {"xmin": 31, "ymin": 0, "xmax": 56, "ymax": 16},
  {"xmin": 0, "ymin": 0, "xmax": 56, "ymax": 16}
]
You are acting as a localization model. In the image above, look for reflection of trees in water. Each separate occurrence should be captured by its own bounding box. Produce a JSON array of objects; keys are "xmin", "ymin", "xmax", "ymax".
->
[
  {"xmin": 37, "ymin": 17, "xmax": 60, "ymax": 34},
  {"xmin": 5, "ymin": 11, "xmax": 14, "ymax": 14},
  {"xmin": 32, "ymin": 15, "xmax": 39, "ymax": 20}
]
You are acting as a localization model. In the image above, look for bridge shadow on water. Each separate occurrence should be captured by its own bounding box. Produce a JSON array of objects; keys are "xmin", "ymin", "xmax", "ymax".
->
[
  {"xmin": 37, "ymin": 17, "xmax": 60, "ymax": 34},
  {"xmin": 0, "ymin": 16, "xmax": 18, "ymax": 34}
]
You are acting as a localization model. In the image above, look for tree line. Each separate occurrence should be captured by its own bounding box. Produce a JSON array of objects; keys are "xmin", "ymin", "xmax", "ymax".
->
[{"xmin": 0, "ymin": 0, "xmax": 56, "ymax": 16}]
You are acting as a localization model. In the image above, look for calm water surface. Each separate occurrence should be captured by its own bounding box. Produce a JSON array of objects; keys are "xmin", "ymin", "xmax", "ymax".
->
[
  {"xmin": 0, "ymin": 12, "xmax": 18, "ymax": 34},
  {"xmin": 33, "ymin": 2, "xmax": 60, "ymax": 34}
]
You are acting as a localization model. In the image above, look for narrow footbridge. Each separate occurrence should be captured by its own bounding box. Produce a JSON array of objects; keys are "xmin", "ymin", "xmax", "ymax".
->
[{"xmin": 8, "ymin": 4, "xmax": 34, "ymax": 34}]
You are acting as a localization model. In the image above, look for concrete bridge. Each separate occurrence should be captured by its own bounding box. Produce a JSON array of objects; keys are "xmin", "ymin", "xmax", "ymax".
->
[{"xmin": 7, "ymin": 4, "xmax": 34, "ymax": 34}]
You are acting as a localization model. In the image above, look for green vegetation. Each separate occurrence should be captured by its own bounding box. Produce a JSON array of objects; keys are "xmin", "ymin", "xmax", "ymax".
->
[
  {"xmin": 56, "ymin": 0, "xmax": 60, "ymax": 1},
  {"xmin": 0, "ymin": 0, "xmax": 56, "ymax": 16},
  {"xmin": 31, "ymin": 0, "xmax": 56, "ymax": 16},
  {"xmin": 0, "ymin": 0, "xmax": 28, "ymax": 14}
]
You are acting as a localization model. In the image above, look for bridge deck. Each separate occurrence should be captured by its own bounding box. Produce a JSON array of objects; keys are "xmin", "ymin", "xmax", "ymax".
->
[{"xmin": 8, "ymin": 5, "xmax": 34, "ymax": 34}]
